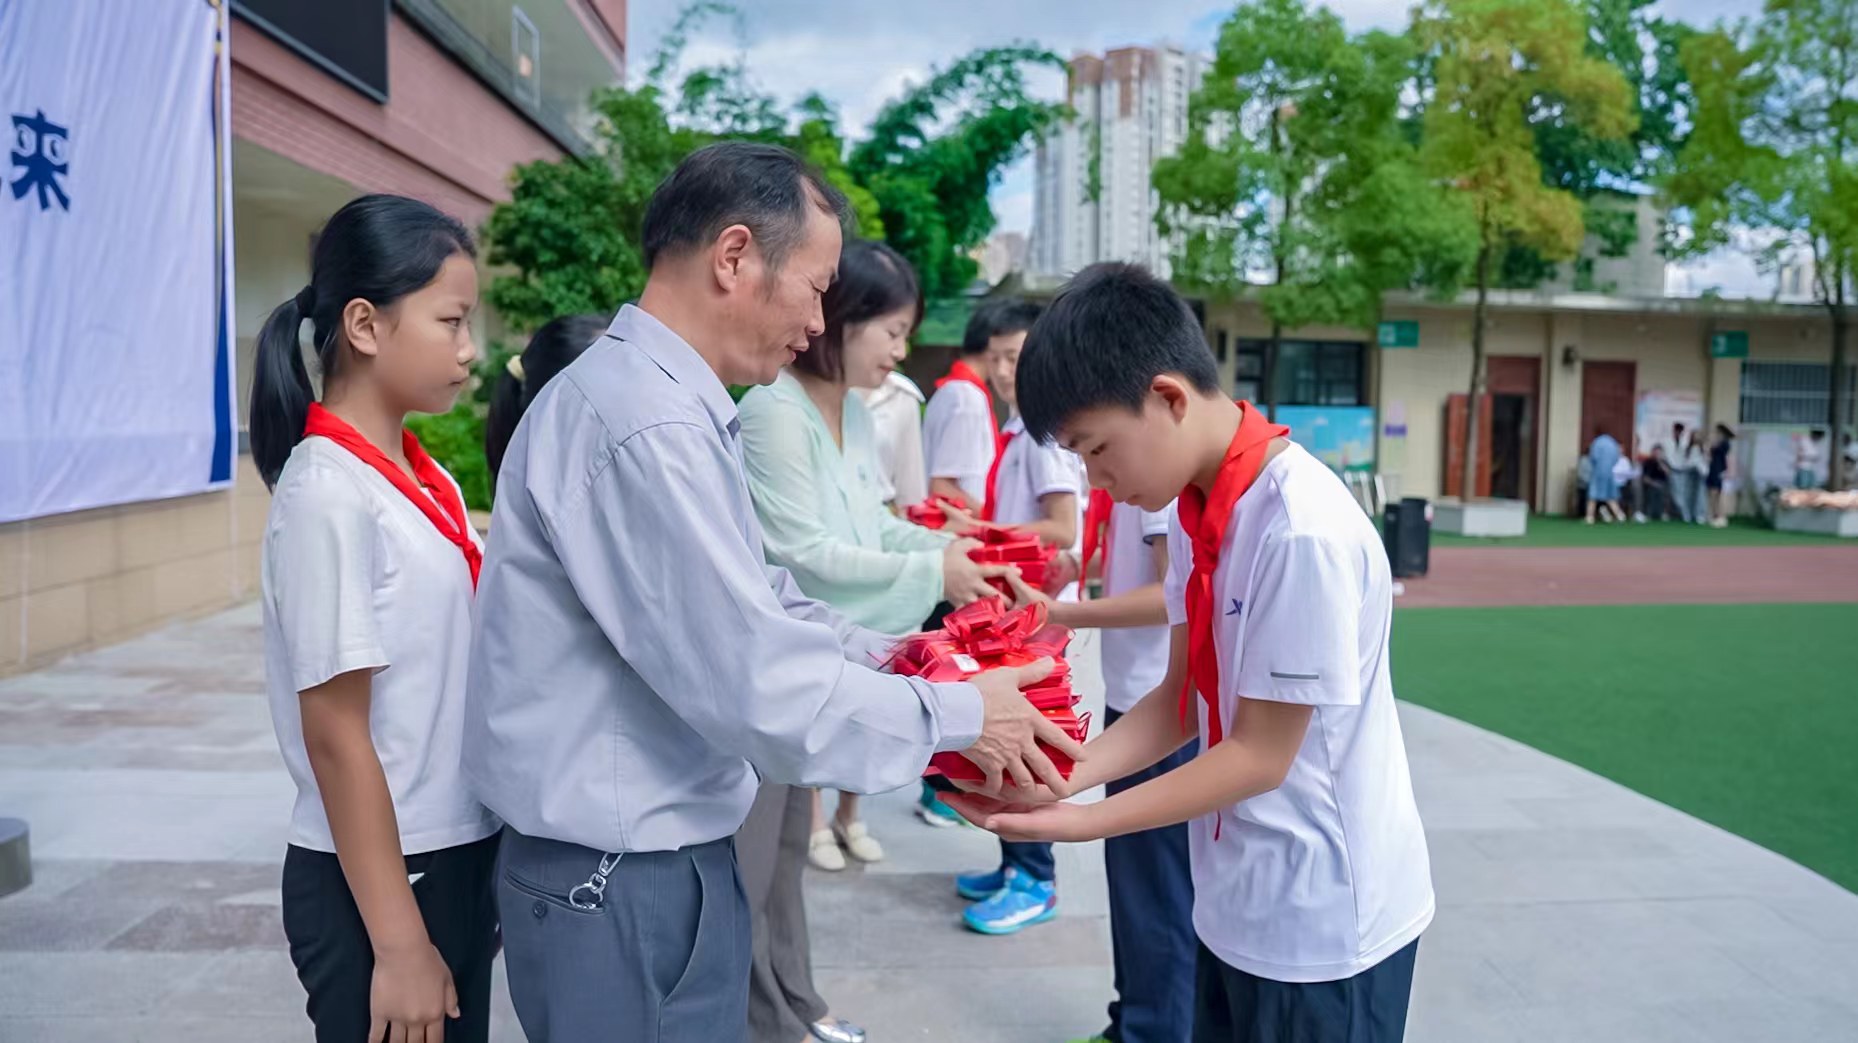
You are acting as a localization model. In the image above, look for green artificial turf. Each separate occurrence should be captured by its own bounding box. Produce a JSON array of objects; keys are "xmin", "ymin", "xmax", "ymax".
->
[
  {"xmin": 1429, "ymin": 514, "xmax": 1843, "ymax": 548},
  {"xmin": 1393, "ymin": 602, "xmax": 1858, "ymax": 892}
]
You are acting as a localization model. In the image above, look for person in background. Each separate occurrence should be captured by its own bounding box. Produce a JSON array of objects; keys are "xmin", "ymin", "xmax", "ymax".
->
[
  {"xmin": 923, "ymin": 299, "xmax": 1043, "ymax": 509},
  {"xmin": 736, "ymin": 239, "xmax": 1011, "ymax": 1043},
  {"xmin": 1795, "ymin": 428, "xmax": 1827, "ymax": 489},
  {"xmin": 1680, "ymin": 430, "xmax": 1711, "ymax": 524},
  {"xmin": 1006, "ymin": 496, "xmax": 1195, "ymax": 1043},
  {"xmin": 1707, "ymin": 423, "xmax": 1737, "ymax": 527},
  {"xmin": 485, "ymin": 314, "xmax": 607, "ymax": 487},
  {"xmin": 1614, "ymin": 444, "xmax": 1644, "ymax": 523},
  {"xmin": 1844, "ymin": 434, "xmax": 1858, "ymax": 490},
  {"xmin": 1641, "ymin": 445, "xmax": 1672, "ymax": 521},
  {"xmin": 249, "ymin": 195, "xmax": 499, "ymax": 1043},
  {"xmin": 912, "ymin": 298, "xmax": 1044, "ymax": 826},
  {"xmin": 1585, "ymin": 427, "xmax": 1624, "ymax": 524},
  {"xmin": 861, "ymin": 368, "xmax": 929, "ymax": 508},
  {"xmin": 1663, "ymin": 423, "xmax": 1693, "ymax": 522},
  {"xmin": 953, "ymin": 300, "xmax": 1086, "ymax": 937}
]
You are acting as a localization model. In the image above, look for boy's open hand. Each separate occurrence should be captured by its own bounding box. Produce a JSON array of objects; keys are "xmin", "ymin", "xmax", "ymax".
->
[{"xmin": 942, "ymin": 792, "xmax": 1099, "ymax": 843}]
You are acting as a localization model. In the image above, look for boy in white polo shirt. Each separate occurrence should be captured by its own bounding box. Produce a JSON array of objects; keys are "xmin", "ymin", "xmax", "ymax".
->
[
  {"xmin": 951, "ymin": 303, "xmax": 1086, "ymax": 935},
  {"xmin": 955, "ymin": 263, "xmax": 1433, "ymax": 1041}
]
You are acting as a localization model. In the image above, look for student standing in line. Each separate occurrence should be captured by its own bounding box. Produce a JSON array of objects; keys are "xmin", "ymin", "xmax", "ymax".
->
[
  {"xmin": 952, "ymin": 302, "xmax": 1088, "ymax": 936},
  {"xmin": 484, "ymin": 313, "xmax": 607, "ymax": 488},
  {"xmin": 1007, "ymin": 494, "xmax": 1195, "ymax": 1043},
  {"xmin": 912, "ymin": 299, "xmax": 1045, "ymax": 826},
  {"xmin": 250, "ymin": 195, "xmax": 500, "ymax": 1043}
]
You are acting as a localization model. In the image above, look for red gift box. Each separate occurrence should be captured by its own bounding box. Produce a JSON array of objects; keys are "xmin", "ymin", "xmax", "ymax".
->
[
  {"xmin": 885, "ymin": 599, "xmax": 1089, "ymax": 782},
  {"xmin": 905, "ymin": 494, "xmax": 967, "ymax": 530}
]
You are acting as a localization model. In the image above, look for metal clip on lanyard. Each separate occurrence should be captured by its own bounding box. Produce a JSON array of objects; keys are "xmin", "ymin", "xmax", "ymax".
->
[{"xmin": 568, "ymin": 851, "xmax": 622, "ymax": 910}]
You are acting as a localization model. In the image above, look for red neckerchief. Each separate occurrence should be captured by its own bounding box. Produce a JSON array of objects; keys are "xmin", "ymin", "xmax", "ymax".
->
[
  {"xmin": 1177, "ymin": 402, "xmax": 1289, "ymax": 751},
  {"xmin": 1078, "ymin": 489, "xmax": 1114, "ymax": 597},
  {"xmin": 303, "ymin": 403, "xmax": 481, "ymax": 588},
  {"xmin": 981, "ymin": 430, "xmax": 1016, "ymax": 522}
]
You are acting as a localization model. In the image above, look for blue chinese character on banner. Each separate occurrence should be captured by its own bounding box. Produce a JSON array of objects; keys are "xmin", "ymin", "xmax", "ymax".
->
[{"xmin": 10, "ymin": 110, "xmax": 71, "ymax": 212}]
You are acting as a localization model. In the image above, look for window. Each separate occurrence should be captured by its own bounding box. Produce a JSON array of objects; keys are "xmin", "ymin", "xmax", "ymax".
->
[
  {"xmin": 1740, "ymin": 361, "xmax": 1857, "ymax": 426},
  {"xmin": 511, "ymin": 7, "xmax": 540, "ymax": 105},
  {"xmin": 1234, "ymin": 339, "xmax": 1367, "ymax": 406},
  {"xmin": 1216, "ymin": 329, "xmax": 1229, "ymax": 363}
]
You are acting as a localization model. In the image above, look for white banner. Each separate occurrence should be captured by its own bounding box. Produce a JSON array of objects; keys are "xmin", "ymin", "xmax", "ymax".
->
[{"xmin": 0, "ymin": 0, "xmax": 235, "ymax": 522}]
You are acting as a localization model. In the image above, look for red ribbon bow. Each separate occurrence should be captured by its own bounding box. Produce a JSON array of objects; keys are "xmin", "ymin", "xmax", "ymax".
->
[{"xmin": 885, "ymin": 599, "xmax": 1090, "ymax": 782}]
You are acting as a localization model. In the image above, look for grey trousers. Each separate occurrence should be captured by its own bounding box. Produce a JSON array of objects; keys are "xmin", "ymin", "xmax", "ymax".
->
[
  {"xmin": 736, "ymin": 783, "xmax": 830, "ymax": 1043},
  {"xmin": 496, "ymin": 825, "xmax": 750, "ymax": 1043}
]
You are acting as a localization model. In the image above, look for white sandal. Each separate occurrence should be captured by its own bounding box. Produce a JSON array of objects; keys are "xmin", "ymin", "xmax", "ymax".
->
[
  {"xmin": 807, "ymin": 828, "xmax": 846, "ymax": 871},
  {"xmin": 833, "ymin": 819, "xmax": 885, "ymax": 864}
]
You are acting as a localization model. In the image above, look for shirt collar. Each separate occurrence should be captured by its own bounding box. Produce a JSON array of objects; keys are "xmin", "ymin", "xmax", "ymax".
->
[
  {"xmin": 1003, "ymin": 413, "xmax": 1027, "ymax": 436},
  {"xmin": 607, "ymin": 304, "xmax": 741, "ymax": 436}
]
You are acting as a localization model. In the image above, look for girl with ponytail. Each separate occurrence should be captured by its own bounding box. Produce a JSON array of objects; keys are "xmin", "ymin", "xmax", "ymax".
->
[
  {"xmin": 251, "ymin": 194, "xmax": 499, "ymax": 1043},
  {"xmin": 483, "ymin": 313, "xmax": 607, "ymax": 485}
]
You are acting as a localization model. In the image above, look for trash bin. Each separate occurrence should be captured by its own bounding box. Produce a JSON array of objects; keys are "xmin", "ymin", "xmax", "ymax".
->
[{"xmin": 1382, "ymin": 497, "xmax": 1431, "ymax": 579}]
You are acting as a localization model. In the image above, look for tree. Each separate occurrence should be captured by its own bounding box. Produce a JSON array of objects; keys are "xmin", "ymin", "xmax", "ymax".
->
[
  {"xmin": 483, "ymin": 5, "xmax": 1061, "ymax": 327},
  {"xmin": 1498, "ymin": 0, "xmax": 1694, "ymax": 289},
  {"xmin": 1668, "ymin": 1, "xmax": 1858, "ymax": 490},
  {"xmin": 1153, "ymin": 0, "xmax": 1478, "ymax": 417},
  {"xmin": 848, "ymin": 45, "xmax": 1068, "ymax": 297},
  {"xmin": 1414, "ymin": 0, "xmax": 1635, "ymax": 500}
]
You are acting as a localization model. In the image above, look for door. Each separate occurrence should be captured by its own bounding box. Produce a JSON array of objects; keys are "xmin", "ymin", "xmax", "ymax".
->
[
  {"xmin": 1581, "ymin": 361, "xmax": 1637, "ymax": 455},
  {"xmin": 1487, "ymin": 356, "xmax": 1541, "ymax": 506}
]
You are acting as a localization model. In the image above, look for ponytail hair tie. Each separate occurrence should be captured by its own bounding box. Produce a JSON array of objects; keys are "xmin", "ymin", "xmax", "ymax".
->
[
  {"xmin": 293, "ymin": 285, "xmax": 318, "ymax": 316},
  {"xmin": 506, "ymin": 355, "xmax": 526, "ymax": 382}
]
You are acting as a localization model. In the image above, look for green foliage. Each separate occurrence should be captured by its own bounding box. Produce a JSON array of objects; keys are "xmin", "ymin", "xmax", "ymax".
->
[
  {"xmin": 1415, "ymin": 0, "xmax": 1637, "ymax": 270},
  {"xmin": 849, "ymin": 45, "xmax": 1069, "ymax": 296},
  {"xmin": 1667, "ymin": 0, "xmax": 1858, "ymax": 487},
  {"xmin": 482, "ymin": 4, "xmax": 1059, "ymax": 331},
  {"xmin": 1153, "ymin": 0, "xmax": 1477, "ymax": 331}
]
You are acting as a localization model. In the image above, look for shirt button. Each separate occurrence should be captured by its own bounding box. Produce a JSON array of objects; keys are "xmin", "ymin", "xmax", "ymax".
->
[{"xmin": 532, "ymin": 901, "xmax": 546, "ymax": 920}]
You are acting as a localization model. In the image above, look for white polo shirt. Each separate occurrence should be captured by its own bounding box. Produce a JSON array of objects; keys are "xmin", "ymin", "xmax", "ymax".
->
[
  {"xmin": 922, "ymin": 376, "xmax": 995, "ymax": 507},
  {"xmin": 1100, "ymin": 500, "xmax": 1174, "ymax": 713},
  {"xmin": 261, "ymin": 437, "xmax": 499, "ymax": 855},
  {"xmin": 991, "ymin": 415, "xmax": 1085, "ymax": 601},
  {"xmin": 1163, "ymin": 441, "xmax": 1433, "ymax": 983}
]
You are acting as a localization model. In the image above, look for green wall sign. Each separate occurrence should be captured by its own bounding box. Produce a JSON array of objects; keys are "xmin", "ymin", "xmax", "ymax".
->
[
  {"xmin": 1377, "ymin": 320, "xmax": 1419, "ymax": 349},
  {"xmin": 1709, "ymin": 330, "xmax": 1749, "ymax": 359}
]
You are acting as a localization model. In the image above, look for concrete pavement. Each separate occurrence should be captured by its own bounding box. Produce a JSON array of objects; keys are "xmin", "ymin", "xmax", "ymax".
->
[{"xmin": 2, "ymin": 604, "xmax": 1855, "ymax": 1042}]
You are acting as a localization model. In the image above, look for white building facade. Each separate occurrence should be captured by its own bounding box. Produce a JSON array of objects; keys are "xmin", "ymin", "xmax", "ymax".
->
[{"xmin": 1032, "ymin": 45, "xmax": 1206, "ymax": 280}]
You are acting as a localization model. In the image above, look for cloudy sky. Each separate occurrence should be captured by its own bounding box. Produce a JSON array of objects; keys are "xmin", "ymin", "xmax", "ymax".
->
[{"xmin": 630, "ymin": 0, "xmax": 1769, "ymax": 295}]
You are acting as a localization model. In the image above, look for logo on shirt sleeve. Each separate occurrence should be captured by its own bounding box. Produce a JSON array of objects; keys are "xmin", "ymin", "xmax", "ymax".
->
[{"xmin": 1226, "ymin": 598, "xmax": 1243, "ymax": 617}]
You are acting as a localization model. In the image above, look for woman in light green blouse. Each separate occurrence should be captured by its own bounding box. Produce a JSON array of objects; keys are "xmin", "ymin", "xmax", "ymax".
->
[{"xmin": 736, "ymin": 240, "xmax": 1004, "ymax": 1043}]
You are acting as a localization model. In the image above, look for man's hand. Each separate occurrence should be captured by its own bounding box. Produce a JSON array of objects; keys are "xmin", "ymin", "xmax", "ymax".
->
[
  {"xmin": 963, "ymin": 659, "xmax": 1085, "ymax": 794},
  {"xmin": 943, "ymin": 792, "xmax": 1099, "ymax": 843}
]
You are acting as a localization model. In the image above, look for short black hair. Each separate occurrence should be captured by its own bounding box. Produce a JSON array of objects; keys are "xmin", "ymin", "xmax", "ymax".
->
[
  {"xmin": 961, "ymin": 297, "xmax": 1043, "ymax": 357},
  {"xmin": 1018, "ymin": 263, "xmax": 1219, "ymax": 443},
  {"xmin": 641, "ymin": 142, "xmax": 849, "ymax": 272},
  {"xmin": 794, "ymin": 239, "xmax": 921, "ymax": 382}
]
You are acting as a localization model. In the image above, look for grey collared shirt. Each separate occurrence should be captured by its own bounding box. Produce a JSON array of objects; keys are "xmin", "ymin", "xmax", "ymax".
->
[{"xmin": 464, "ymin": 305, "xmax": 983, "ymax": 854}]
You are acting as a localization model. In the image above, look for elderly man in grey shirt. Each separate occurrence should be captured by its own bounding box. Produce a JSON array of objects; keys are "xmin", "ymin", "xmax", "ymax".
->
[{"xmin": 465, "ymin": 143, "xmax": 1076, "ymax": 1042}]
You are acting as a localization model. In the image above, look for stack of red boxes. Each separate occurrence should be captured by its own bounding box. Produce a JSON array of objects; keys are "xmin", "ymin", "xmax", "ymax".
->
[
  {"xmin": 904, "ymin": 497, "xmax": 1057, "ymax": 596},
  {"xmin": 886, "ymin": 599, "xmax": 1090, "ymax": 783}
]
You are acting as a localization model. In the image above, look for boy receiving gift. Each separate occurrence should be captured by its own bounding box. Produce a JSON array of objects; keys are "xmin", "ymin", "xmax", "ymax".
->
[{"xmin": 953, "ymin": 263, "xmax": 1433, "ymax": 1043}]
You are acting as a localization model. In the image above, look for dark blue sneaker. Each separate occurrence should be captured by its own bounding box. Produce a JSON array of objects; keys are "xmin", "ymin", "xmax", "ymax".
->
[{"xmin": 962, "ymin": 868, "xmax": 1057, "ymax": 935}]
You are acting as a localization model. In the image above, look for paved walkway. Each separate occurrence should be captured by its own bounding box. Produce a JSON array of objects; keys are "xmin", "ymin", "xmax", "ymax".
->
[
  {"xmin": 3, "ymin": 605, "xmax": 1857, "ymax": 1042},
  {"xmin": 1399, "ymin": 544, "xmax": 1858, "ymax": 608}
]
